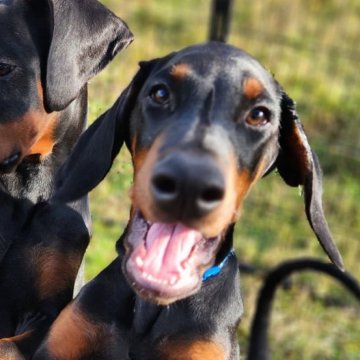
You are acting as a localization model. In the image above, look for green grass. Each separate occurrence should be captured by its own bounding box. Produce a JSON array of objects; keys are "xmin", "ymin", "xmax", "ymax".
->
[{"xmin": 85, "ymin": 1, "xmax": 360, "ymax": 358}]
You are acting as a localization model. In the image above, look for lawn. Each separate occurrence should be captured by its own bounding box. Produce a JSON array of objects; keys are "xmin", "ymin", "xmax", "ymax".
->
[{"xmin": 84, "ymin": 1, "xmax": 360, "ymax": 358}]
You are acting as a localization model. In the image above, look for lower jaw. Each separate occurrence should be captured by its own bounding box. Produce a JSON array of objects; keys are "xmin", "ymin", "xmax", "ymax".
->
[
  {"xmin": 123, "ymin": 252, "xmax": 207, "ymax": 304},
  {"xmin": 124, "ymin": 266, "xmax": 201, "ymax": 305},
  {"xmin": 122, "ymin": 211, "xmax": 224, "ymax": 304}
]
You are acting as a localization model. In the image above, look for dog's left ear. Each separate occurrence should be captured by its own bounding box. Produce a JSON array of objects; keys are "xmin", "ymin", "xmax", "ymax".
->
[
  {"xmin": 44, "ymin": 0, "xmax": 133, "ymax": 111},
  {"xmin": 276, "ymin": 91, "xmax": 344, "ymax": 270}
]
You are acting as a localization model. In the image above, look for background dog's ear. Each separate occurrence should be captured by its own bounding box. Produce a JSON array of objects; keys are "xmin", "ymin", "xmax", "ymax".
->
[
  {"xmin": 52, "ymin": 60, "xmax": 160, "ymax": 204},
  {"xmin": 276, "ymin": 91, "xmax": 344, "ymax": 270},
  {"xmin": 44, "ymin": 0, "xmax": 133, "ymax": 112}
]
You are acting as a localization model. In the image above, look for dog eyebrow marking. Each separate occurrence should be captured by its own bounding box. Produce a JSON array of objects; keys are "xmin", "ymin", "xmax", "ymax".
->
[
  {"xmin": 243, "ymin": 77, "xmax": 264, "ymax": 99},
  {"xmin": 170, "ymin": 63, "xmax": 190, "ymax": 80}
]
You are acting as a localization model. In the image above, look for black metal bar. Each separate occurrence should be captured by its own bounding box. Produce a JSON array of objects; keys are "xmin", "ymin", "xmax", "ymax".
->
[{"xmin": 209, "ymin": 0, "xmax": 234, "ymax": 42}]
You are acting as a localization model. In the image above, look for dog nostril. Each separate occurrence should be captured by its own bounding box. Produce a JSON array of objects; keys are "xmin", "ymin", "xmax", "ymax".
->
[
  {"xmin": 152, "ymin": 174, "xmax": 178, "ymax": 197},
  {"xmin": 196, "ymin": 184, "xmax": 224, "ymax": 215},
  {"xmin": 200, "ymin": 186, "xmax": 224, "ymax": 203}
]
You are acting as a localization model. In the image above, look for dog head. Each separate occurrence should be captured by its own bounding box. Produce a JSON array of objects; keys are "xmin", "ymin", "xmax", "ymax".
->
[
  {"xmin": 0, "ymin": 0, "xmax": 132, "ymax": 172},
  {"xmin": 54, "ymin": 42, "xmax": 343, "ymax": 304}
]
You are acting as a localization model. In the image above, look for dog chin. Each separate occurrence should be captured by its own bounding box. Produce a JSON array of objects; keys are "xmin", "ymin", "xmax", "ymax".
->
[{"xmin": 123, "ymin": 210, "xmax": 223, "ymax": 305}]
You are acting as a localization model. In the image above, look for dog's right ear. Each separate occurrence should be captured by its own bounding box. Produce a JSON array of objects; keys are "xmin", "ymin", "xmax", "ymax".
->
[
  {"xmin": 275, "ymin": 90, "xmax": 344, "ymax": 270},
  {"xmin": 52, "ymin": 60, "xmax": 162, "ymax": 204}
]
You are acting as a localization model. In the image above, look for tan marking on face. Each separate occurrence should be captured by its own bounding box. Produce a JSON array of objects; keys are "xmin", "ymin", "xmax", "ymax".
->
[
  {"xmin": 0, "ymin": 82, "xmax": 57, "ymax": 164},
  {"xmin": 243, "ymin": 77, "xmax": 264, "ymax": 99},
  {"xmin": 131, "ymin": 136, "xmax": 165, "ymax": 222},
  {"xmin": 28, "ymin": 116, "xmax": 57, "ymax": 156},
  {"xmin": 231, "ymin": 157, "xmax": 268, "ymax": 221},
  {"xmin": 131, "ymin": 136, "xmax": 266, "ymax": 238},
  {"xmin": 170, "ymin": 63, "xmax": 190, "ymax": 80},
  {"xmin": 158, "ymin": 340, "xmax": 226, "ymax": 360},
  {"xmin": 46, "ymin": 305, "xmax": 106, "ymax": 360},
  {"xmin": 29, "ymin": 82, "xmax": 58, "ymax": 156},
  {"xmin": 0, "ymin": 119, "xmax": 36, "ymax": 163},
  {"xmin": 132, "ymin": 148, "xmax": 150, "ymax": 176},
  {"xmin": 29, "ymin": 245, "xmax": 82, "ymax": 300},
  {"xmin": 252, "ymin": 158, "xmax": 267, "ymax": 183}
]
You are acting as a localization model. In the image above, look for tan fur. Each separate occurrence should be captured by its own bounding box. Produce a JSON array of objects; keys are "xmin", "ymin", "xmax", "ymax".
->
[
  {"xmin": 158, "ymin": 340, "xmax": 226, "ymax": 360},
  {"xmin": 0, "ymin": 82, "xmax": 57, "ymax": 163},
  {"xmin": 29, "ymin": 244, "xmax": 81, "ymax": 300},
  {"xmin": 243, "ymin": 77, "xmax": 264, "ymax": 99},
  {"xmin": 170, "ymin": 64, "xmax": 190, "ymax": 80},
  {"xmin": 131, "ymin": 135, "xmax": 165, "ymax": 222},
  {"xmin": 131, "ymin": 133, "xmax": 264, "ymax": 237},
  {"xmin": 46, "ymin": 305, "xmax": 106, "ymax": 360}
]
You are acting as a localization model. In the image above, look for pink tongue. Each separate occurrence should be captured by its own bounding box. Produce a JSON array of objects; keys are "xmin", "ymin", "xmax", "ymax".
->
[{"xmin": 142, "ymin": 223, "xmax": 203, "ymax": 276}]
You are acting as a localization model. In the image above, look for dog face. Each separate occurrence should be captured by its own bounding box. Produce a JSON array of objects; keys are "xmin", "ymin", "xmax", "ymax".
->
[
  {"xmin": 0, "ymin": 0, "xmax": 132, "ymax": 173},
  {"xmin": 126, "ymin": 45, "xmax": 282, "ymax": 303},
  {"xmin": 54, "ymin": 42, "xmax": 343, "ymax": 305}
]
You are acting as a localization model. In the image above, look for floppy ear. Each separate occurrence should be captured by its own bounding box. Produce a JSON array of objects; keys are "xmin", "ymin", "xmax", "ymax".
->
[
  {"xmin": 276, "ymin": 91, "xmax": 344, "ymax": 270},
  {"xmin": 44, "ymin": 0, "xmax": 133, "ymax": 111},
  {"xmin": 52, "ymin": 60, "xmax": 159, "ymax": 204}
]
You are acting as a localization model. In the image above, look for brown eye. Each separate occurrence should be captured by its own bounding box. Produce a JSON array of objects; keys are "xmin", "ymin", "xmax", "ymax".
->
[
  {"xmin": 246, "ymin": 107, "xmax": 270, "ymax": 126},
  {"xmin": 0, "ymin": 63, "xmax": 15, "ymax": 77},
  {"xmin": 149, "ymin": 84, "xmax": 170, "ymax": 105}
]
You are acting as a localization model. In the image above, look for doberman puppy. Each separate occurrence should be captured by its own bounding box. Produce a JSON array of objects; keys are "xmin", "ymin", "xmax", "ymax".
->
[
  {"xmin": 35, "ymin": 42, "xmax": 344, "ymax": 359},
  {"xmin": 0, "ymin": 0, "xmax": 132, "ymax": 358}
]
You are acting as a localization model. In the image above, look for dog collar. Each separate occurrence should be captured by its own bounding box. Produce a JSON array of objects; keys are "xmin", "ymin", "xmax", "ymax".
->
[{"xmin": 202, "ymin": 249, "xmax": 235, "ymax": 281}]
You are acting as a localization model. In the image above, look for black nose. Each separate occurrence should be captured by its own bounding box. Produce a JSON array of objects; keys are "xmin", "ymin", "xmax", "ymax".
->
[
  {"xmin": 0, "ymin": 152, "xmax": 21, "ymax": 173},
  {"xmin": 151, "ymin": 152, "xmax": 225, "ymax": 220}
]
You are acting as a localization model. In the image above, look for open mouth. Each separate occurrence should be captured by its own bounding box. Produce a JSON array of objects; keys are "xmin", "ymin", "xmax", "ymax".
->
[{"xmin": 123, "ymin": 210, "xmax": 223, "ymax": 304}]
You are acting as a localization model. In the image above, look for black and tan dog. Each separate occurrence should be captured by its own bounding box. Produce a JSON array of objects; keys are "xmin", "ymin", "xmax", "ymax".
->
[
  {"xmin": 35, "ymin": 42, "xmax": 343, "ymax": 359},
  {"xmin": 0, "ymin": 0, "xmax": 132, "ymax": 202},
  {"xmin": 0, "ymin": 0, "xmax": 132, "ymax": 358}
]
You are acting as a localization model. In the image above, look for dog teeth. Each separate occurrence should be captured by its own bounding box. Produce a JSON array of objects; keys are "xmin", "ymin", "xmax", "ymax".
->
[
  {"xmin": 141, "ymin": 271, "xmax": 178, "ymax": 286},
  {"xmin": 135, "ymin": 256, "xmax": 144, "ymax": 267}
]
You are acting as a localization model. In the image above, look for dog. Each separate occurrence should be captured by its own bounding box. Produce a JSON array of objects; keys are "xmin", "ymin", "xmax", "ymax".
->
[
  {"xmin": 34, "ymin": 42, "xmax": 343, "ymax": 359},
  {"xmin": 0, "ymin": 0, "xmax": 132, "ymax": 358}
]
